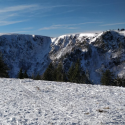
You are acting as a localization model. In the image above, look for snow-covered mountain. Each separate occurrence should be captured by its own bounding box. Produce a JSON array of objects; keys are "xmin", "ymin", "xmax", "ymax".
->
[
  {"xmin": 50, "ymin": 30, "xmax": 125, "ymax": 83},
  {"xmin": 0, "ymin": 33, "xmax": 51, "ymax": 77},
  {"xmin": 0, "ymin": 30, "xmax": 125, "ymax": 83}
]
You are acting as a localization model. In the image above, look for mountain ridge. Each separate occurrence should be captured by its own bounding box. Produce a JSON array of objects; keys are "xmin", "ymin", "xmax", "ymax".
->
[{"xmin": 0, "ymin": 30, "xmax": 125, "ymax": 84}]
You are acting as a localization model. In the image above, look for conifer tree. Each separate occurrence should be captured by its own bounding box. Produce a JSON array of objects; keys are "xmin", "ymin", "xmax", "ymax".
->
[
  {"xmin": 18, "ymin": 68, "xmax": 23, "ymax": 79},
  {"xmin": 101, "ymin": 70, "xmax": 114, "ymax": 85},
  {"xmin": 80, "ymin": 70, "xmax": 89, "ymax": 84},
  {"xmin": 72, "ymin": 59, "xmax": 81, "ymax": 83},
  {"xmin": 62, "ymin": 70, "xmax": 67, "ymax": 82},
  {"xmin": 114, "ymin": 76, "xmax": 125, "ymax": 87},
  {"xmin": 67, "ymin": 62, "xmax": 75, "ymax": 82},
  {"xmin": 67, "ymin": 59, "xmax": 90, "ymax": 84},
  {"xmin": 123, "ymin": 78, "xmax": 125, "ymax": 87},
  {"xmin": 42, "ymin": 62, "xmax": 54, "ymax": 81},
  {"xmin": 31, "ymin": 73, "xmax": 35, "ymax": 80},
  {"xmin": 56, "ymin": 63, "xmax": 63, "ymax": 82},
  {"xmin": 0, "ymin": 52, "xmax": 9, "ymax": 77},
  {"xmin": 34, "ymin": 73, "xmax": 41, "ymax": 80},
  {"xmin": 23, "ymin": 70, "xmax": 28, "ymax": 78},
  {"xmin": 52, "ymin": 68, "xmax": 57, "ymax": 81}
]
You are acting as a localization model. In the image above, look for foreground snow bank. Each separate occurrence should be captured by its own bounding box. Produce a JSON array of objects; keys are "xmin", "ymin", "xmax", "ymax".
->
[{"xmin": 0, "ymin": 78, "xmax": 125, "ymax": 125}]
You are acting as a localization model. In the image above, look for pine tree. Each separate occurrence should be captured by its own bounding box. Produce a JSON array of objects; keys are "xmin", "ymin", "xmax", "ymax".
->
[
  {"xmin": 34, "ymin": 73, "xmax": 41, "ymax": 80},
  {"xmin": 31, "ymin": 73, "xmax": 35, "ymax": 80},
  {"xmin": 0, "ymin": 52, "xmax": 9, "ymax": 77},
  {"xmin": 101, "ymin": 70, "xmax": 114, "ymax": 85},
  {"xmin": 67, "ymin": 62, "xmax": 75, "ymax": 82},
  {"xmin": 114, "ymin": 76, "xmax": 125, "ymax": 87},
  {"xmin": 72, "ymin": 59, "xmax": 81, "ymax": 83},
  {"xmin": 80, "ymin": 70, "xmax": 89, "ymax": 84},
  {"xmin": 52, "ymin": 68, "xmax": 57, "ymax": 81},
  {"xmin": 123, "ymin": 78, "xmax": 125, "ymax": 87},
  {"xmin": 18, "ymin": 68, "xmax": 23, "ymax": 79},
  {"xmin": 52, "ymin": 62, "xmax": 67, "ymax": 82},
  {"xmin": 23, "ymin": 70, "xmax": 28, "ymax": 78},
  {"xmin": 42, "ymin": 62, "xmax": 54, "ymax": 81},
  {"xmin": 56, "ymin": 63, "xmax": 63, "ymax": 82},
  {"xmin": 67, "ymin": 59, "xmax": 90, "ymax": 84},
  {"xmin": 62, "ymin": 70, "xmax": 67, "ymax": 82}
]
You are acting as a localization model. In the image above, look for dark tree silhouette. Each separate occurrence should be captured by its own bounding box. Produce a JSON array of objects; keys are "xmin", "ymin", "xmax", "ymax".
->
[
  {"xmin": 101, "ymin": 70, "xmax": 114, "ymax": 85},
  {"xmin": 23, "ymin": 70, "xmax": 28, "ymax": 78},
  {"xmin": 18, "ymin": 68, "xmax": 23, "ymax": 79},
  {"xmin": 0, "ymin": 52, "xmax": 9, "ymax": 77},
  {"xmin": 42, "ymin": 62, "xmax": 54, "ymax": 81}
]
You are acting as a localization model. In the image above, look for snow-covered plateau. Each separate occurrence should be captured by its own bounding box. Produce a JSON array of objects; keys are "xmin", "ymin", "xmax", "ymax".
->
[{"xmin": 0, "ymin": 78, "xmax": 125, "ymax": 125}]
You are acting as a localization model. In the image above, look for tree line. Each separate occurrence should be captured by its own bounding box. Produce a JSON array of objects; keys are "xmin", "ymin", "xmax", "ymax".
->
[
  {"xmin": 17, "ymin": 58, "xmax": 90, "ymax": 84},
  {"xmin": 14, "ymin": 63, "xmax": 125, "ymax": 86},
  {"xmin": 42, "ymin": 59, "xmax": 90, "ymax": 84},
  {"xmin": 101, "ymin": 69, "xmax": 125, "ymax": 87},
  {"xmin": 0, "ymin": 51, "xmax": 125, "ymax": 87}
]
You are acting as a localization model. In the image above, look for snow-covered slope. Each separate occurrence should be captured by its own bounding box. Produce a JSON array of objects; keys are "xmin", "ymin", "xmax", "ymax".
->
[
  {"xmin": 0, "ymin": 78, "xmax": 125, "ymax": 124},
  {"xmin": 50, "ymin": 30, "xmax": 125, "ymax": 83},
  {"xmin": 0, "ymin": 31, "xmax": 125, "ymax": 83},
  {"xmin": 0, "ymin": 34, "xmax": 51, "ymax": 77},
  {"xmin": 50, "ymin": 32, "xmax": 97, "ymax": 59}
]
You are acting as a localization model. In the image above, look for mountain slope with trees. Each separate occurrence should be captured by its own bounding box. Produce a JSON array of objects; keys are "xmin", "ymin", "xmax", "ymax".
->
[{"xmin": 0, "ymin": 30, "xmax": 125, "ymax": 84}]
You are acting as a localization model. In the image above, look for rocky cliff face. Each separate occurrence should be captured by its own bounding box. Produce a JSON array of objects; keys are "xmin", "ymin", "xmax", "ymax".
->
[
  {"xmin": 0, "ymin": 34, "xmax": 51, "ymax": 77},
  {"xmin": 0, "ymin": 30, "xmax": 125, "ymax": 84},
  {"xmin": 50, "ymin": 30, "xmax": 125, "ymax": 84}
]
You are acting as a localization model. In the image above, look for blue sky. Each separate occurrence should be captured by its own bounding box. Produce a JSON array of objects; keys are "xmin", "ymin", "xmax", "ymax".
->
[{"xmin": 0, "ymin": 0, "xmax": 125, "ymax": 37}]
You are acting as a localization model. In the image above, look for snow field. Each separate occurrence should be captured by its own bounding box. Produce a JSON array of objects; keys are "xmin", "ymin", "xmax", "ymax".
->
[{"xmin": 0, "ymin": 78, "xmax": 125, "ymax": 125}]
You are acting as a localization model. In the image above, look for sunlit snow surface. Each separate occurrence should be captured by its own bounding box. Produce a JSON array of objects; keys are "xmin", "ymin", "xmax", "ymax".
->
[{"xmin": 0, "ymin": 78, "xmax": 125, "ymax": 125}]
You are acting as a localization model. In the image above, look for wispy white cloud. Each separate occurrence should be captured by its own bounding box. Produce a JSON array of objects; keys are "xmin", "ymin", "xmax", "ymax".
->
[
  {"xmin": 6, "ymin": 13, "xmax": 18, "ymax": 17},
  {"xmin": 11, "ymin": 31, "xmax": 30, "ymax": 33},
  {"xmin": 100, "ymin": 22, "xmax": 125, "ymax": 26},
  {"xmin": 0, "ymin": 4, "xmax": 39, "ymax": 26},
  {"xmin": 0, "ymin": 20, "xmax": 26, "ymax": 26},
  {"xmin": 69, "ymin": 22, "xmax": 103, "ymax": 26},
  {"xmin": 0, "ymin": 13, "xmax": 19, "ymax": 21},
  {"xmin": 67, "ymin": 27, "xmax": 78, "ymax": 29},
  {"xmin": 0, "ymin": 4, "xmax": 82, "ymax": 15},
  {"xmin": 22, "ymin": 27, "xmax": 34, "ymax": 30},
  {"xmin": 0, "ymin": 4, "xmax": 81, "ymax": 27},
  {"xmin": 39, "ymin": 25, "xmax": 78, "ymax": 30},
  {"xmin": 42, "ymin": 4, "xmax": 83, "ymax": 9},
  {"xmin": 0, "ymin": 4, "xmax": 38, "ymax": 13},
  {"xmin": 39, "ymin": 22, "xmax": 103, "ymax": 30},
  {"xmin": 39, "ymin": 10, "xmax": 76, "ymax": 18}
]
